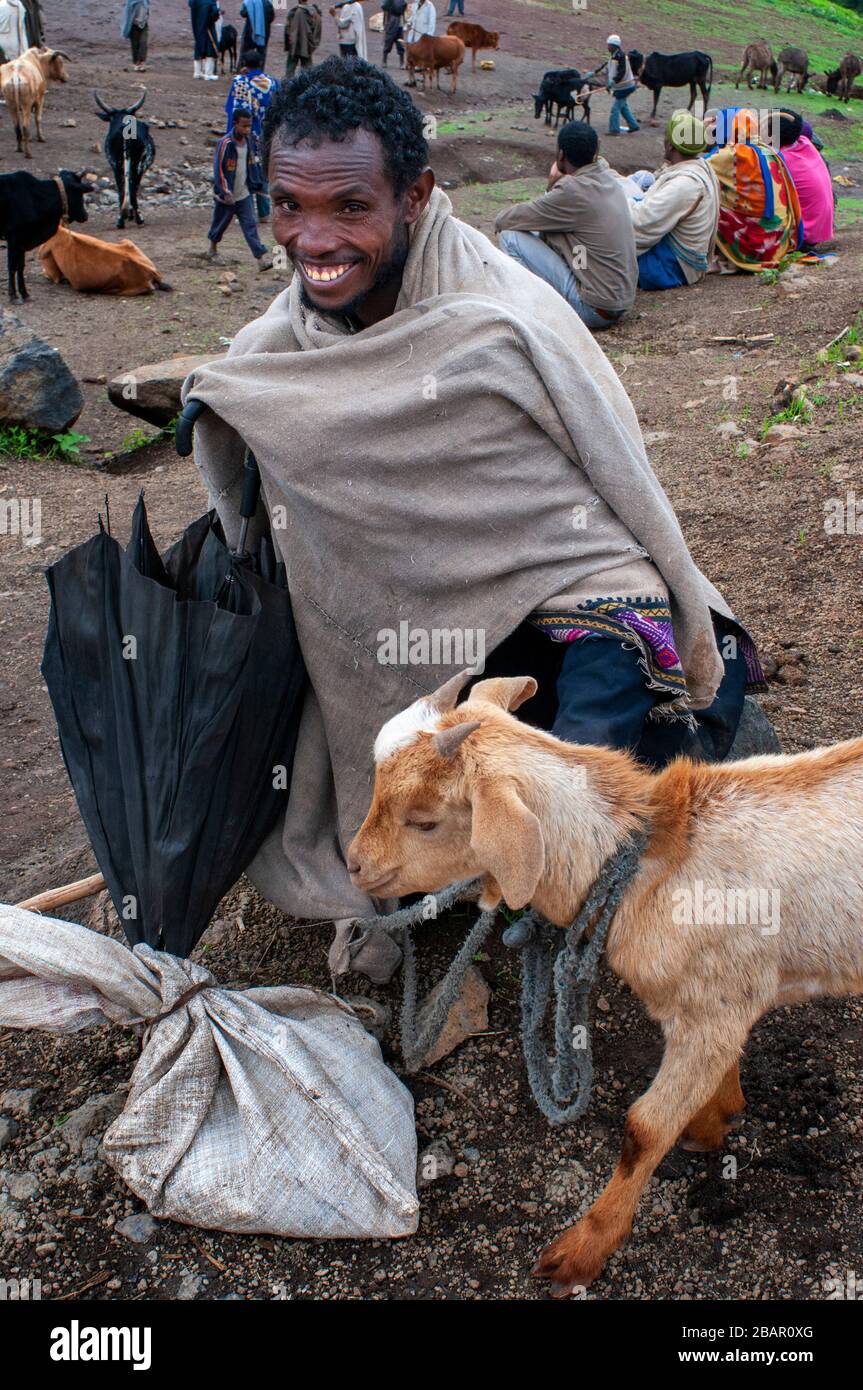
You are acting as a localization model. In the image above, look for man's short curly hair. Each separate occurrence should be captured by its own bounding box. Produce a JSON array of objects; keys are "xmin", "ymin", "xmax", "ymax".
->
[{"xmin": 262, "ymin": 56, "xmax": 429, "ymax": 197}]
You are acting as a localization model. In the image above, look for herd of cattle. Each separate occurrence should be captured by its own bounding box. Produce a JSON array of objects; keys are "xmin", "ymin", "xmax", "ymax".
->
[
  {"xmin": 0, "ymin": 30, "xmax": 860, "ymax": 301},
  {"xmin": 0, "ymin": 45, "xmax": 154, "ymax": 300}
]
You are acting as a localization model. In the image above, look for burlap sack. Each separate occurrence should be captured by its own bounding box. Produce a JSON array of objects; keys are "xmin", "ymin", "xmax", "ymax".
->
[{"xmin": 0, "ymin": 906, "xmax": 419, "ymax": 1239}]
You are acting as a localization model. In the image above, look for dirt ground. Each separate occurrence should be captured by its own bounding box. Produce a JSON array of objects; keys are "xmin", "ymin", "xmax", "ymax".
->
[{"xmin": 1, "ymin": 1, "xmax": 863, "ymax": 1302}]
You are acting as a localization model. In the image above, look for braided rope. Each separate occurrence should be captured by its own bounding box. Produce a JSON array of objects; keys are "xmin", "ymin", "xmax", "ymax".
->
[{"xmin": 351, "ymin": 830, "xmax": 647, "ymax": 1126}]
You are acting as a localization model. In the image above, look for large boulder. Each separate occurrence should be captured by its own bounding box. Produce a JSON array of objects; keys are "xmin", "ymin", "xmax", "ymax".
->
[
  {"xmin": 108, "ymin": 352, "xmax": 226, "ymax": 427},
  {"xmin": 0, "ymin": 309, "xmax": 83, "ymax": 433}
]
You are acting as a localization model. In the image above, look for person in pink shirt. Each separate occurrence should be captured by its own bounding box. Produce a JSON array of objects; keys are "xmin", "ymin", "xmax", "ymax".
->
[{"xmin": 777, "ymin": 109, "xmax": 835, "ymax": 248}]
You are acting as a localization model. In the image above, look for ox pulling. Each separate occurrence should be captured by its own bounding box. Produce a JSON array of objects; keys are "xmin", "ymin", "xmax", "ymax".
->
[
  {"xmin": 0, "ymin": 45, "xmax": 69, "ymax": 159},
  {"xmin": 0, "ymin": 168, "xmax": 91, "ymax": 300},
  {"xmin": 94, "ymin": 90, "xmax": 156, "ymax": 229}
]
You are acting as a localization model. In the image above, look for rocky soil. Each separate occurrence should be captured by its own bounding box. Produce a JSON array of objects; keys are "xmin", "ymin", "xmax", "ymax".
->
[{"xmin": 1, "ymin": 0, "xmax": 862, "ymax": 1303}]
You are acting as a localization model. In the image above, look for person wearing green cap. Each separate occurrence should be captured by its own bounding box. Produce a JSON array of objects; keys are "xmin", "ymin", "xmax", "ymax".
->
[{"xmin": 625, "ymin": 111, "xmax": 719, "ymax": 289}]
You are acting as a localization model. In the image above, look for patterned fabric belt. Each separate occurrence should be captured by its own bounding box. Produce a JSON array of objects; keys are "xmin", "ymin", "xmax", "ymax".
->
[{"xmin": 528, "ymin": 596, "xmax": 765, "ymax": 705}]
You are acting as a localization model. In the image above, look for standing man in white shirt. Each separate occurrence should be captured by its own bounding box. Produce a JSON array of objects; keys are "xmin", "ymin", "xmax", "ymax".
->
[
  {"xmin": 404, "ymin": 0, "xmax": 435, "ymax": 43},
  {"xmin": 0, "ymin": 0, "xmax": 28, "ymax": 60},
  {"xmin": 403, "ymin": 0, "xmax": 435, "ymax": 86}
]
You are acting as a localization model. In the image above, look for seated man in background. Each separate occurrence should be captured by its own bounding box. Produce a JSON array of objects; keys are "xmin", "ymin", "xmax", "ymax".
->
[
  {"xmin": 625, "ymin": 113, "xmax": 719, "ymax": 290},
  {"xmin": 776, "ymin": 108, "xmax": 835, "ymax": 250},
  {"xmin": 494, "ymin": 121, "xmax": 637, "ymax": 330}
]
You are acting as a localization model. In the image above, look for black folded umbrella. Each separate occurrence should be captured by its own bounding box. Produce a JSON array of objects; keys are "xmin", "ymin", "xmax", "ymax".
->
[{"xmin": 41, "ymin": 406, "xmax": 306, "ymax": 957}]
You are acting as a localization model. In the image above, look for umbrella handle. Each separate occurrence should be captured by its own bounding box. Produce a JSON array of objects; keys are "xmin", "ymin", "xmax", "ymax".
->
[
  {"xmin": 175, "ymin": 398, "xmax": 208, "ymax": 456},
  {"xmin": 237, "ymin": 451, "xmax": 261, "ymax": 557}
]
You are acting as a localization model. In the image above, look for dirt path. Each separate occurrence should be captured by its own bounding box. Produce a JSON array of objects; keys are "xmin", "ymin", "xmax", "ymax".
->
[{"xmin": 1, "ymin": 0, "xmax": 863, "ymax": 1304}]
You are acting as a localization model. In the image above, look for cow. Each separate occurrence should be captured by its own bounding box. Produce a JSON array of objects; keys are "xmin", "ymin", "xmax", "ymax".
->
[
  {"xmin": 446, "ymin": 21, "xmax": 499, "ymax": 74},
  {"xmin": 736, "ymin": 41, "xmax": 777, "ymax": 90},
  {"xmin": 825, "ymin": 52, "xmax": 862, "ymax": 102},
  {"xmin": 219, "ymin": 23, "xmax": 238, "ymax": 73},
  {"xmin": 533, "ymin": 69, "xmax": 592, "ymax": 128},
  {"xmin": 774, "ymin": 46, "xmax": 809, "ymax": 94},
  {"xmin": 94, "ymin": 90, "xmax": 156, "ymax": 230},
  {"xmin": 0, "ymin": 45, "xmax": 69, "ymax": 159},
  {"xmin": 404, "ymin": 35, "xmax": 465, "ymax": 96},
  {"xmin": 629, "ymin": 49, "xmax": 712, "ymax": 123},
  {"xmin": 0, "ymin": 168, "xmax": 91, "ymax": 300}
]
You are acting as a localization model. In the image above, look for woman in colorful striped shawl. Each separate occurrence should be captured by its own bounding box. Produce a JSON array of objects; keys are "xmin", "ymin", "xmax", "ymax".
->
[{"xmin": 705, "ymin": 107, "xmax": 802, "ymax": 271}]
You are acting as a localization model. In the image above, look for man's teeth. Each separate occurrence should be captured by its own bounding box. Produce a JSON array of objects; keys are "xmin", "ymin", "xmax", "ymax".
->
[{"xmin": 304, "ymin": 263, "xmax": 351, "ymax": 283}]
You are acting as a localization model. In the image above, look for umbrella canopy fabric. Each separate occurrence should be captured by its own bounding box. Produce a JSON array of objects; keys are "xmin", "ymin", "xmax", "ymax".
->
[{"xmin": 41, "ymin": 497, "xmax": 306, "ymax": 957}]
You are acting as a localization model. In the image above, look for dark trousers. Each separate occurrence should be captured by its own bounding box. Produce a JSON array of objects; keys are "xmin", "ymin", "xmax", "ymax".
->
[
  {"xmin": 130, "ymin": 24, "xmax": 149, "ymax": 63},
  {"xmin": 383, "ymin": 24, "xmax": 404, "ymax": 63},
  {"xmin": 446, "ymin": 0, "xmax": 464, "ymax": 13},
  {"xmin": 208, "ymin": 196, "xmax": 267, "ymax": 259},
  {"xmin": 285, "ymin": 53, "xmax": 313, "ymax": 78},
  {"xmin": 339, "ymin": 43, "xmax": 358, "ymax": 56},
  {"xmin": 479, "ymin": 616, "xmax": 747, "ymax": 770}
]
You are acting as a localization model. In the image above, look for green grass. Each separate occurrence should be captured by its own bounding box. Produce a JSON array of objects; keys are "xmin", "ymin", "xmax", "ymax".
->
[
  {"xmin": 0, "ymin": 425, "xmax": 89, "ymax": 461},
  {"xmin": 634, "ymin": 0, "xmax": 863, "ymax": 66},
  {"xmin": 453, "ymin": 175, "xmax": 546, "ymax": 221}
]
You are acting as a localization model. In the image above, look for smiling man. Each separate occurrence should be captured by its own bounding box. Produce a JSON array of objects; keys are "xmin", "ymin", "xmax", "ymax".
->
[{"xmin": 184, "ymin": 58, "xmax": 758, "ymax": 927}]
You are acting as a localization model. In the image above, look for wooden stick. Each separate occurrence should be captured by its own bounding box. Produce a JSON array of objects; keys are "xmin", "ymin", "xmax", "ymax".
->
[{"xmin": 16, "ymin": 872, "xmax": 106, "ymax": 914}]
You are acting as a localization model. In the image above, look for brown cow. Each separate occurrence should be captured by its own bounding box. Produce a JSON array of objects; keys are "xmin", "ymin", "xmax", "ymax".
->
[
  {"xmin": 0, "ymin": 46, "xmax": 69, "ymax": 159},
  {"xmin": 735, "ymin": 40, "xmax": 776, "ymax": 90},
  {"xmin": 825, "ymin": 52, "xmax": 862, "ymax": 102},
  {"xmin": 404, "ymin": 34, "xmax": 465, "ymax": 95},
  {"xmin": 446, "ymin": 21, "xmax": 499, "ymax": 73}
]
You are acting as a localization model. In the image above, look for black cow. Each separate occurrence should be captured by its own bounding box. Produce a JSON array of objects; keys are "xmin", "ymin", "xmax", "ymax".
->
[
  {"xmin": 0, "ymin": 169, "xmax": 91, "ymax": 301},
  {"xmin": 533, "ymin": 69, "xmax": 592, "ymax": 128},
  {"xmin": 94, "ymin": 90, "xmax": 156, "ymax": 229},
  {"xmin": 630, "ymin": 50, "xmax": 713, "ymax": 122},
  {"xmin": 219, "ymin": 24, "xmax": 238, "ymax": 73}
]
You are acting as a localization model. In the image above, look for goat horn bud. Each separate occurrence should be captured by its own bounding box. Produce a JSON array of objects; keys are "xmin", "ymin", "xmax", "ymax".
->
[
  {"xmin": 432, "ymin": 720, "xmax": 481, "ymax": 758},
  {"xmin": 427, "ymin": 668, "xmax": 475, "ymax": 712}
]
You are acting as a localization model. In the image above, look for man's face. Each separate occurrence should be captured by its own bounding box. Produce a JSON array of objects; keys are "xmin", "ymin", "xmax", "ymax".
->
[
  {"xmin": 234, "ymin": 116, "xmax": 251, "ymax": 142},
  {"xmin": 269, "ymin": 128, "xmax": 431, "ymax": 319}
]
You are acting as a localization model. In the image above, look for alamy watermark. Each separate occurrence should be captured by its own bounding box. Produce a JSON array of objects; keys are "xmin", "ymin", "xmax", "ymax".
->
[
  {"xmin": 672, "ymin": 881, "xmax": 780, "ymax": 936},
  {"xmin": 377, "ymin": 622, "xmax": 486, "ymax": 671}
]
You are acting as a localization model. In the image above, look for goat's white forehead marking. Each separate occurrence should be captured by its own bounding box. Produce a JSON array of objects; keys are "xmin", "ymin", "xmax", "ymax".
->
[{"xmin": 374, "ymin": 699, "xmax": 440, "ymax": 764}]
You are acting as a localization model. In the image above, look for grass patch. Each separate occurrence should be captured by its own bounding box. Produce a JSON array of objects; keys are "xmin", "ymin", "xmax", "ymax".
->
[
  {"xmin": 0, "ymin": 425, "xmax": 90, "ymax": 462},
  {"xmin": 452, "ymin": 175, "xmax": 546, "ymax": 221}
]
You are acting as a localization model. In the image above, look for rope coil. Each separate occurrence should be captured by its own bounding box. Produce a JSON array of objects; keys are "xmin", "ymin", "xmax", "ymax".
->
[{"xmin": 352, "ymin": 830, "xmax": 648, "ymax": 1126}]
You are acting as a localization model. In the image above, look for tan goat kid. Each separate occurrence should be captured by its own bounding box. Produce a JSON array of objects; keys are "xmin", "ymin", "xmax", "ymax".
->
[{"xmin": 348, "ymin": 671, "xmax": 863, "ymax": 1295}]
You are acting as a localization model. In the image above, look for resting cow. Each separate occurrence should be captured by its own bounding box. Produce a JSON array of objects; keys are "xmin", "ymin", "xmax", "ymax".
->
[
  {"xmin": 446, "ymin": 21, "xmax": 498, "ymax": 73},
  {"xmin": 40, "ymin": 225, "xmax": 170, "ymax": 295}
]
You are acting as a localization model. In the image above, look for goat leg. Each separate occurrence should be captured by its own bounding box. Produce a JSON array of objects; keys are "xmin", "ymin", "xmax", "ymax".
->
[
  {"xmin": 533, "ymin": 1027, "xmax": 749, "ymax": 1296},
  {"xmin": 679, "ymin": 1061, "xmax": 745, "ymax": 1151}
]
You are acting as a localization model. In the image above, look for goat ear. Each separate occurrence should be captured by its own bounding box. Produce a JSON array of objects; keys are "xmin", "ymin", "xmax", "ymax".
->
[
  {"xmin": 467, "ymin": 675, "xmax": 537, "ymax": 712},
  {"xmin": 470, "ymin": 780, "xmax": 544, "ymax": 910}
]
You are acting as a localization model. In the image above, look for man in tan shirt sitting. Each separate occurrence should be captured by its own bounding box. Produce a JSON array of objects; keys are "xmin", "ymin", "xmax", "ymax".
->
[{"xmin": 494, "ymin": 120, "xmax": 637, "ymax": 329}]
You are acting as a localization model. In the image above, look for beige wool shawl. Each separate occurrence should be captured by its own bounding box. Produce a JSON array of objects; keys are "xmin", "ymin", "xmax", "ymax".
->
[{"xmin": 184, "ymin": 187, "xmax": 728, "ymax": 919}]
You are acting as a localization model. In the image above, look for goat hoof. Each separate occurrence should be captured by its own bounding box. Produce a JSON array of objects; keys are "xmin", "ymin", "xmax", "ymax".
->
[{"xmin": 532, "ymin": 1223, "xmax": 605, "ymax": 1297}]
